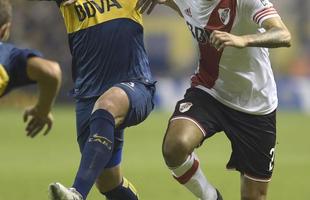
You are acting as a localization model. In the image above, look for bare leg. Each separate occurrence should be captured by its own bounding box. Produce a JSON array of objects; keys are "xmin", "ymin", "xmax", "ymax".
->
[
  {"xmin": 162, "ymin": 119, "xmax": 218, "ymax": 200},
  {"xmin": 241, "ymin": 175, "xmax": 269, "ymax": 200}
]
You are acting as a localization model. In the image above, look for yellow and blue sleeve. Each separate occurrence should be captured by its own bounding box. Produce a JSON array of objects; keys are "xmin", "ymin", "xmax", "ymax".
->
[{"xmin": 0, "ymin": 64, "xmax": 9, "ymax": 96}]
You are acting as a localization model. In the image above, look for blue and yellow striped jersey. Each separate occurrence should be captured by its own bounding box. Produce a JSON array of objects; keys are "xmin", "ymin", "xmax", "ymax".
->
[
  {"xmin": 60, "ymin": 0, "xmax": 142, "ymax": 34},
  {"xmin": 58, "ymin": 0, "xmax": 154, "ymax": 98},
  {"xmin": 0, "ymin": 42, "xmax": 41, "ymax": 97}
]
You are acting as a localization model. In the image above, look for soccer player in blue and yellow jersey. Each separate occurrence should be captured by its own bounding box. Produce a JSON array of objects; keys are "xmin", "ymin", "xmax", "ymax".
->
[
  {"xmin": 34, "ymin": 0, "xmax": 156, "ymax": 200},
  {"xmin": 0, "ymin": 0, "xmax": 61, "ymax": 137}
]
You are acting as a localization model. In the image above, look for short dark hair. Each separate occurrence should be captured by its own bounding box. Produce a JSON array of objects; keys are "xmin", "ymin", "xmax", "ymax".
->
[{"xmin": 0, "ymin": 0, "xmax": 12, "ymax": 27}]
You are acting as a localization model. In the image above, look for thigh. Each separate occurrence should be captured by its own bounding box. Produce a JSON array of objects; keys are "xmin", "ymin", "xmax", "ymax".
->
[
  {"xmin": 163, "ymin": 88, "xmax": 224, "ymax": 166},
  {"xmin": 168, "ymin": 87, "xmax": 223, "ymax": 142},
  {"xmin": 115, "ymin": 81, "xmax": 155, "ymax": 129},
  {"xmin": 240, "ymin": 175, "xmax": 269, "ymax": 200},
  {"xmin": 93, "ymin": 86, "xmax": 130, "ymax": 126},
  {"xmin": 164, "ymin": 119, "xmax": 204, "ymax": 150},
  {"xmin": 225, "ymin": 108, "xmax": 277, "ymax": 182}
]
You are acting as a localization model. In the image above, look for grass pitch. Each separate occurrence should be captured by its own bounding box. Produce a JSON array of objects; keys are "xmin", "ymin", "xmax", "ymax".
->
[{"xmin": 0, "ymin": 106, "xmax": 309, "ymax": 200}]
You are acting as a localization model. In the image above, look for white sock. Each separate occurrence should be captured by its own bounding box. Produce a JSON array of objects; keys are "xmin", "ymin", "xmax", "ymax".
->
[{"xmin": 170, "ymin": 153, "xmax": 217, "ymax": 200}]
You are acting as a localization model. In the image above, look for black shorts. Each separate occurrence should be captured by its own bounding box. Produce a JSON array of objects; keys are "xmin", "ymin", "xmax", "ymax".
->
[{"xmin": 170, "ymin": 87, "xmax": 276, "ymax": 182}]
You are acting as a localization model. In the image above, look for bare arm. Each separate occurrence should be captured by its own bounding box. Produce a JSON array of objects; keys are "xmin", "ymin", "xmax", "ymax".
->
[
  {"xmin": 28, "ymin": 0, "xmax": 75, "ymax": 6},
  {"xmin": 243, "ymin": 18, "xmax": 291, "ymax": 48},
  {"xmin": 24, "ymin": 57, "xmax": 62, "ymax": 137},
  {"xmin": 136, "ymin": 0, "xmax": 182, "ymax": 16},
  {"xmin": 210, "ymin": 17, "xmax": 291, "ymax": 51}
]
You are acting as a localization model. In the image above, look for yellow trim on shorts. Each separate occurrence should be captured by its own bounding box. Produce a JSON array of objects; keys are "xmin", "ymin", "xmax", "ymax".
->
[
  {"xmin": 60, "ymin": 0, "xmax": 143, "ymax": 34},
  {"xmin": 0, "ymin": 64, "xmax": 9, "ymax": 96}
]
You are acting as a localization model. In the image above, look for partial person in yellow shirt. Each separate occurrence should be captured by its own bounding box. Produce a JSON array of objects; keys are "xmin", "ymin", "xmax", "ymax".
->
[{"xmin": 0, "ymin": 0, "xmax": 62, "ymax": 137}]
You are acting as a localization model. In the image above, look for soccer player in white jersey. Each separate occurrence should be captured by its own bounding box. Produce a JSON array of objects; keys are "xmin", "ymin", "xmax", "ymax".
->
[{"xmin": 137, "ymin": 0, "xmax": 291, "ymax": 199}]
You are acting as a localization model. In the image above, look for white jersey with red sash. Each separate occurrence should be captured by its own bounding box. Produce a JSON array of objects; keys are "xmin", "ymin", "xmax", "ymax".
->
[{"xmin": 174, "ymin": 0, "xmax": 280, "ymax": 115}]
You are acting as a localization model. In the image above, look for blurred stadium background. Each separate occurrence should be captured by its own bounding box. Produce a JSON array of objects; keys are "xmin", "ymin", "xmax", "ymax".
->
[{"xmin": 0, "ymin": 0, "xmax": 309, "ymax": 200}]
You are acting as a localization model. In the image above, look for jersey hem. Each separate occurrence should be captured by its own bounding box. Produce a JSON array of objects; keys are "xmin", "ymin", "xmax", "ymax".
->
[{"xmin": 195, "ymin": 85, "xmax": 278, "ymax": 115}]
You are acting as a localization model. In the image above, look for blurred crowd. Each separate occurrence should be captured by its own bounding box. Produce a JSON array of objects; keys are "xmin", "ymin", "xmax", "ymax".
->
[{"xmin": 6, "ymin": 0, "xmax": 310, "ymax": 102}]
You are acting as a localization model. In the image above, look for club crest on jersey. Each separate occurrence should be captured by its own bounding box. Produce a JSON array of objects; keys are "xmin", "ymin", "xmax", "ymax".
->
[
  {"xmin": 184, "ymin": 8, "xmax": 192, "ymax": 17},
  {"xmin": 218, "ymin": 8, "xmax": 230, "ymax": 25},
  {"xmin": 179, "ymin": 102, "xmax": 193, "ymax": 113}
]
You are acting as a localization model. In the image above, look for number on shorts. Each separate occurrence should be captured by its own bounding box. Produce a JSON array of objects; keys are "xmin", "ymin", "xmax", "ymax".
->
[{"xmin": 269, "ymin": 148, "xmax": 275, "ymax": 171}]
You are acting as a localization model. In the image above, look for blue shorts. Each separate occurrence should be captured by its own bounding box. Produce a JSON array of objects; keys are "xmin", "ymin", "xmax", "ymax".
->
[{"xmin": 75, "ymin": 81, "xmax": 155, "ymax": 168}]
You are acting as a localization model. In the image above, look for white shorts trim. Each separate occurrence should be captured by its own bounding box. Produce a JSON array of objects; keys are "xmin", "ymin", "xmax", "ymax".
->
[
  {"xmin": 244, "ymin": 174, "xmax": 271, "ymax": 183},
  {"xmin": 226, "ymin": 167, "xmax": 272, "ymax": 182},
  {"xmin": 170, "ymin": 116, "xmax": 207, "ymax": 137}
]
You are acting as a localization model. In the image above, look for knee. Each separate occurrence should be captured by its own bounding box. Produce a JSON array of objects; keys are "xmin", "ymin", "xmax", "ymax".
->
[
  {"xmin": 94, "ymin": 97, "xmax": 116, "ymax": 115},
  {"xmin": 162, "ymin": 132, "xmax": 193, "ymax": 167}
]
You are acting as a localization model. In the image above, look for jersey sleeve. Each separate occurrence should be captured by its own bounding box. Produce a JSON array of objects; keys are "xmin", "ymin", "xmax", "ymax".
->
[
  {"xmin": 243, "ymin": 0, "xmax": 280, "ymax": 27},
  {"xmin": 5, "ymin": 48, "xmax": 43, "ymax": 91}
]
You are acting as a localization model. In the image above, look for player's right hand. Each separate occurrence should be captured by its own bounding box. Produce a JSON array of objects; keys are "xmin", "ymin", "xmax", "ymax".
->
[
  {"xmin": 62, "ymin": 0, "xmax": 76, "ymax": 6},
  {"xmin": 23, "ymin": 107, "xmax": 54, "ymax": 138},
  {"xmin": 136, "ymin": 0, "xmax": 167, "ymax": 15}
]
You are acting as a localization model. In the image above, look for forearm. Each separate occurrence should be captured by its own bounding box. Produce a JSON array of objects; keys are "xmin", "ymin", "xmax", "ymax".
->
[
  {"xmin": 28, "ymin": 0, "xmax": 63, "ymax": 4},
  {"xmin": 27, "ymin": 58, "xmax": 61, "ymax": 115},
  {"xmin": 242, "ymin": 27, "xmax": 291, "ymax": 48},
  {"xmin": 36, "ymin": 71, "xmax": 61, "ymax": 115}
]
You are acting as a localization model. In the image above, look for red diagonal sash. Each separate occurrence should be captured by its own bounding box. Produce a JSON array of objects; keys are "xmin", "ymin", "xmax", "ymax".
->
[{"xmin": 191, "ymin": 0, "xmax": 237, "ymax": 88}]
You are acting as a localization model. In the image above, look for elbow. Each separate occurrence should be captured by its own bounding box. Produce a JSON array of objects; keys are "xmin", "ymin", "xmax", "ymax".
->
[
  {"xmin": 44, "ymin": 61, "xmax": 62, "ymax": 86},
  {"xmin": 51, "ymin": 62, "xmax": 62, "ymax": 82},
  {"xmin": 282, "ymin": 30, "xmax": 292, "ymax": 47}
]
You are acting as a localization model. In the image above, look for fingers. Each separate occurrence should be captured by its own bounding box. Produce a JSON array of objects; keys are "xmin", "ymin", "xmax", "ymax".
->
[
  {"xmin": 136, "ymin": 0, "xmax": 147, "ymax": 10},
  {"xmin": 147, "ymin": 1, "xmax": 157, "ymax": 15},
  {"xmin": 139, "ymin": 0, "xmax": 153, "ymax": 14},
  {"xmin": 44, "ymin": 120, "xmax": 53, "ymax": 136},
  {"xmin": 23, "ymin": 110, "xmax": 29, "ymax": 123},
  {"xmin": 209, "ymin": 31, "xmax": 245, "ymax": 50},
  {"xmin": 136, "ymin": 0, "xmax": 158, "ymax": 15},
  {"xmin": 210, "ymin": 30, "xmax": 230, "ymax": 51},
  {"xmin": 23, "ymin": 107, "xmax": 54, "ymax": 138},
  {"xmin": 26, "ymin": 118, "xmax": 37, "ymax": 135},
  {"xmin": 26, "ymin": 120, "xmax": 52, "ymax": 138},
  {"xmin": 25, "ymin": 116, "xmax": 53, "ymax": 138},
  {"xmin": 26, "ymin": 119, "xmax": 43, "ymax": 137},
  {"xmin": 28, "ymin": 124, "xmax": 45, "ymax": 138},
  {"xmin": 63, "ymin": 0, "xmax": 77, "ymax": 6}
]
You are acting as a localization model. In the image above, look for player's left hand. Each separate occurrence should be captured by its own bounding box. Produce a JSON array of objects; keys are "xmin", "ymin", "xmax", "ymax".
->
[
  {"xmin": 136, "ymin": 0, "xmax": 167, "ymax": 14},
  {"xmin": 209, "ymin": 30, "xmax": 248, "ymax": 51},
  {"xmin": 23, "ymin": 107, "xmax": 54, "ymax": 138}
]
